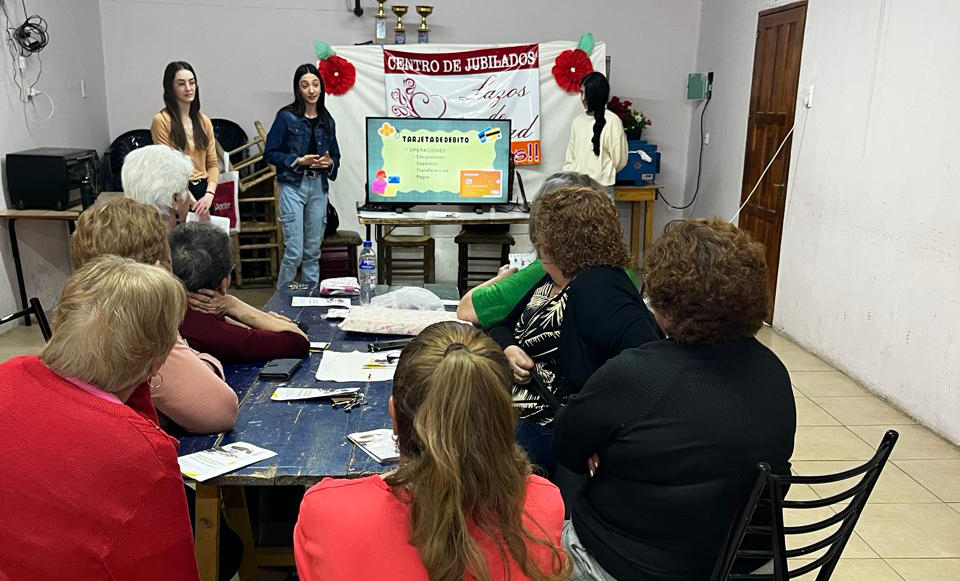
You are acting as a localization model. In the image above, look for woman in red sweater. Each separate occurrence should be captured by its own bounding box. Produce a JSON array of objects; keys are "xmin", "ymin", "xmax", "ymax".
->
[
  {"xmin": 294, "ymin": 322, "xmax": 570, "ymax": 581},
  {"xmin": 0, "ymin": 255, "xmax": 200, "ymax": 581}
]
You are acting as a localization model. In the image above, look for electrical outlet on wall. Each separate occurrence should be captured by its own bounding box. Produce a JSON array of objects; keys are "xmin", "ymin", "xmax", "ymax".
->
[
  {"xmin": 704, "ymin": 132, "xmax": 710, "ymax": 145},
  {"xmin": 804, "ymin": 83, "xmax": 814, "ymax": 108}
]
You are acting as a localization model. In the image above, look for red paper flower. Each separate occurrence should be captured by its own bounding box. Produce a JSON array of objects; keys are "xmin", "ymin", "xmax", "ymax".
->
[
  {"xmin": 317, "ymin": 55, "xmax": 356, "ymax": 96},
  {"xmin": 552, "ymin": 49, "xmax": 593, "ymax": 93}
]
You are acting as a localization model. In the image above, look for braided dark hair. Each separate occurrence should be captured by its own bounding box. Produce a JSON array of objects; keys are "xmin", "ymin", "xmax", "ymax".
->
[{"xmin": 580, "ymin": 72, "xmax": 610, "ymax": 157}]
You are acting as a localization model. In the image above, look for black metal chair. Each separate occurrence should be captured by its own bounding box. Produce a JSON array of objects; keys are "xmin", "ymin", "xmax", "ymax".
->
[
  {"xmin": 712, "ymin": 430, "xmax": 899, "ymax": 581},
  {"xmin": 211, "ymin": 118, "xmax": 249, "ymax": 153},
  {"xmin": 0, "ymin": 297, "xmax": 52, "ymax": 341},
  {"xmin": 102, "ymin": 129, "xmax": 153, "ymax": 191}
]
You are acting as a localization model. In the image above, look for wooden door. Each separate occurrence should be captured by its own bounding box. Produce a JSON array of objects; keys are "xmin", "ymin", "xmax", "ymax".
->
[{"xmin": 739, "ymin": 2, "xmax": 806, "ymax": 316}]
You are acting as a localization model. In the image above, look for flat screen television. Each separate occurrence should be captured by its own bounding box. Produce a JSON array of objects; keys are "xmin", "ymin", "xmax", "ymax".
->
[{"xmin": 366, "ymin": 117, "xmax": 512, "ymax": 207}]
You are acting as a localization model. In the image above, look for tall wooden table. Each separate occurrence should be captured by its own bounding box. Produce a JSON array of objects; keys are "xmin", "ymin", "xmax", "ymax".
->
[
  {"xmin": 614, "ymin": 184, "xmax": 660, "ymax": 268},
  {"xmin": 0, "ymin": 206, "xmax": 81, "ymax": 324}
]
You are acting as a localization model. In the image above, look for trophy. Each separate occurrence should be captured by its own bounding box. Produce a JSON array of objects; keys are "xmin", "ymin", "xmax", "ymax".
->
[
  {"xmin": 374, "ymin": 0, "xmax": 389, "ymax": 45},
  {"xmin": 416, "ymin": 6, "xmax": 433, "ymax": 44},
  {"xmin": 392, "ymin": 5, "xmax": 408, "ymax": 45}
]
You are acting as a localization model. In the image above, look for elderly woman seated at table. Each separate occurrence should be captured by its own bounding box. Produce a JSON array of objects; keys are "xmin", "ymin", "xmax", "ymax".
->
[
  {"xmin": 70, "ymin": 196, "xmax": 237, "ymax": 434},
  {"xmin": 294, "ymin": 321, "xmax": 569, "ymax": 581},
  {"xmin": 488, "ymin": 186, "xmax": 662, "ymax": 470},
  {"xmin": 0, "ymin": 256, "xmax": 200, "ymax": 580},
  {"xmin": 169, "ymin": 222, "xmax": 309, "ymax": 363},
  {"xmin": 552, "ymin": 218, "xmax": 796, "ymax": 581},
  {"xmin": 121, "ymin": 143, "xmax": 196, "ymax": 228},
  {"xmin": 457, "ymin": 171, "xmax": 640, "ymax": 329}
]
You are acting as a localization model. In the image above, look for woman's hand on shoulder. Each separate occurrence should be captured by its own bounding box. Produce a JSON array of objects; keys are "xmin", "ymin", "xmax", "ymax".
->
[
  {"xmin": 504, "ymin": 345, "xmax": 534, "ymax": 384},
  {"xmin": 188, "ymin": 289, "xmax": 232, "ymax": 318}
]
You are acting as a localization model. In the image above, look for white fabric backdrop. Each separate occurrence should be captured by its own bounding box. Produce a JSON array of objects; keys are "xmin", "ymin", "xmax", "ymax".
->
[{"xmin": 325, "ymin": 41, "xmax": 606, "ymax": 284}]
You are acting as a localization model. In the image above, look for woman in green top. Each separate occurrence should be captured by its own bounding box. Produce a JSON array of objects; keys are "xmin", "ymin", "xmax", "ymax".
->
[{"xmin": 457, "ymin": 172, "xmax": 639, "ymax": 328}]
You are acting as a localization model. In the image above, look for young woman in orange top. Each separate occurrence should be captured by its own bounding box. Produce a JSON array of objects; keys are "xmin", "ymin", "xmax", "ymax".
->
[{"xmin": 150, "ymin": 61, "xmax": 219, "ymax": 219}]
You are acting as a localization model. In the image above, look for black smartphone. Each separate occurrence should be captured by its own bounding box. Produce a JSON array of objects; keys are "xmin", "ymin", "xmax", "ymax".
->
[
  {"xmin": 259, "ymin": 358, "xmax": 302, "ymax": 381},
  {"xmin": 368, "ymin": 338, "xmax": 412, "ymax": 352}
]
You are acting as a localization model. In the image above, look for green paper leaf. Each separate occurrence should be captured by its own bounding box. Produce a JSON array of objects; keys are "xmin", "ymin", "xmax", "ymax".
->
[
  {"xmin": 314, "ymin": 41, "xmax": 336, "ymax": 60},
  {"xmin": 577, "ymin": 33, "xmax": 595, "ymax": 56}
]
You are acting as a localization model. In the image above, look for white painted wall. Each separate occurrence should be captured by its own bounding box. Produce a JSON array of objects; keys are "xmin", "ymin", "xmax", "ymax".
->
[
  {"xmin": 691, "ymin": 0, "xmax": 960, "ymax": 444},
  {"xmin": 98, "ymin": 0, "xmax": 702, "ymax": 280},
  {"xmin": 0, "ymin": 0, "xmax": 109, "ymax": 332}
]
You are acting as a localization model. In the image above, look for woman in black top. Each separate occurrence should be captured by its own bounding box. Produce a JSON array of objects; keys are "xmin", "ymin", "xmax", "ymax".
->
[
  {"xmin": 489, "ymin": 187, "xmax": 662, "ymax": 470},
  {"xmin": 552, "ymin": 218, "xmax": 796, "ymax": 581}
]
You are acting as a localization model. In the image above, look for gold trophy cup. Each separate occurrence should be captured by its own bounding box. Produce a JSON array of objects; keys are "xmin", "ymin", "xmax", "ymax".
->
[
  {"xmin": 416, "ymin": 6, "xmax": 433, "ymax": 43},
  {"xmin": 392, "ymin": 5, "xmax": 409, "ymax": 44},
  {"xmin": 374, "ymin": 0, "xmax": 389, "ymax": 44}
]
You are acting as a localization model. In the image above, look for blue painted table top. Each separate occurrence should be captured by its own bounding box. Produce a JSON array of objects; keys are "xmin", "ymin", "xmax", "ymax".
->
[{"xmin": 178, "ymin": 284, "xmax": 459, "ymax": 486}]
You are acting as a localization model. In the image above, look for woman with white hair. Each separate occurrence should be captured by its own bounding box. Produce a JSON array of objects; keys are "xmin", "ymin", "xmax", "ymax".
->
[{"xmin": 121, "ymin": 143, "xmax": 195, "ymax": 228}]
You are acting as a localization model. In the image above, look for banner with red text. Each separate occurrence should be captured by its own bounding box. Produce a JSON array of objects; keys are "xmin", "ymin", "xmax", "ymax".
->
[{"xmin": 384, "ymin": 44, "xmax": 541, "ymax": 165}]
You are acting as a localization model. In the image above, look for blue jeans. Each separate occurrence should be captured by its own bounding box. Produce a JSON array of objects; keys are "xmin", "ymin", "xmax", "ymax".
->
[{"xmin": 278, "ymin": 175, "xmax": 327, "ymax": 289}]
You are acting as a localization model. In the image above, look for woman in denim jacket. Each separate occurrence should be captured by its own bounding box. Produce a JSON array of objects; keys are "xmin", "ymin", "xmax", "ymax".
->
[{"xmin": 265, "ymin": 63, "xmax": 341, "ymax": 289}]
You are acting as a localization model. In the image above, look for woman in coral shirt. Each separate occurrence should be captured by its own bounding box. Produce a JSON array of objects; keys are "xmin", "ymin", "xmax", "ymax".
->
[{"xmin": 294, "ymin": 322, "xmax": 570, "ymax": 581}]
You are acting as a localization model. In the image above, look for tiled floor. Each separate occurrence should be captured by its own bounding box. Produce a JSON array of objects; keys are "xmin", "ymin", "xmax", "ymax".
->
[
  {"xmin": 1, "ymin": 321, "xmax": 958, "ymax": 580},
  {"xmin": 754, "ymin": 326, "xmax": 960, "ymax": 581}
]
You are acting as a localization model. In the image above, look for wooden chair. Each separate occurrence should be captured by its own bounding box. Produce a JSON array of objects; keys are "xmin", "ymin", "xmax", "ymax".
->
[
  {"xmin": 0, "ymin": 297, "xmax": 52, "ymax": 341},
  {"xmin": 454, "ymin": 226, "xmax": 515, "ymax": 295},
  {"xmin": 711, "ymin": 430, "xmax": 899, "ymax": 581},
  {"xmin": 382, "ymin": 226, "xmax": 435, "ymax": 285},
  {"xmin": 225, "ymin": 121, "xmax": 283, "ymax": 287},
  {"xmin": 226, "ymin": 121, "xmax": 276, "ymax": 193},
  {"xmin": 320, "ymin": 230, "xmax": 364, "ymax": 279}
]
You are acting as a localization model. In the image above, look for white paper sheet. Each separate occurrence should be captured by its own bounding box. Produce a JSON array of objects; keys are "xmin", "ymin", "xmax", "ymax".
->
[
  {"xmin": 315, "ymin": 350, "xmax": 400, "ymax": 383},
  {"xmin": 178, "ymin": 442, "xmax": 277, "ymax": 482},
  {"xmin": 323, "ymin": 308, "xmax": 351, "ymax": 320},
  {"xmin": 509, "ymin": 252, "xmax": 537, "ymax": 270},
  {"xmin": 292, "ymin": 297, "xmax": 351, "ymax": 307},
  {"xmin": 347, "ymin": 428, "xmax": 400, "ymax": 463},
  {"xmin": 271, "ymin": 387, "xmax": 360, "ymax": 401},
  {"xmin": 186, "ymin": 212, "xmax": 231, "ymax": 234},
  {"xmin": 309, "ymin": 341, "xmax": 330, "ymax": 351}
]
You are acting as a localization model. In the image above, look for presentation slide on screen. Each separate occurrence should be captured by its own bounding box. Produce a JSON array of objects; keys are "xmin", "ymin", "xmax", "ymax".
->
[{"xmin": 367, "ymin": 118, "xmax": 511, "ymax": 204}]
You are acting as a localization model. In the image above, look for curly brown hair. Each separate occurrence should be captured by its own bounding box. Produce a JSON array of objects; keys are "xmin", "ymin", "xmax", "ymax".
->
[
  {"xmin": 530, "ymin": 186, "xmax": 629, "ymax": 278},
  {"xmin": 643, "ymin": 218, "xmax": 769, "ymax": 345},
  {"xmin": 70, "ymin": 197, "xmax": 171, "ymax": 269}
]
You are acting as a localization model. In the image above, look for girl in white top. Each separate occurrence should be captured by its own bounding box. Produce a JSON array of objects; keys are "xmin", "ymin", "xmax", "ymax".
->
[{"xmin": 562, "ymin": 72, "xmax": 628, "ymax": 198}]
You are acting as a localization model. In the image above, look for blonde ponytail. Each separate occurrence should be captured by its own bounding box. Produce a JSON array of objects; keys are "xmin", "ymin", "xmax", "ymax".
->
[{"xmin": 387, "ymin": 322, "xmax": 569, "ymax": 581}]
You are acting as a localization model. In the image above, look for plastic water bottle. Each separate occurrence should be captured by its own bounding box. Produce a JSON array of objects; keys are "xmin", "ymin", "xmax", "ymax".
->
[{"xmin": 358, "ymin": 240, "xmax": 377, "ymax": 305}]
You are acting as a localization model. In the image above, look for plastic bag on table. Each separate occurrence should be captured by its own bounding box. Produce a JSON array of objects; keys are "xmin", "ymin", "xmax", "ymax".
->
[{"xmin": 370, "ymin": 286, "xmax": 446, "ymax": 311}]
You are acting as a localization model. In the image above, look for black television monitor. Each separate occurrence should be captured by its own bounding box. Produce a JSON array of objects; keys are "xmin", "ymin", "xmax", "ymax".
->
[{"xmin": 366, "ymin": 117, "xmax": 512, "ymax": 206}]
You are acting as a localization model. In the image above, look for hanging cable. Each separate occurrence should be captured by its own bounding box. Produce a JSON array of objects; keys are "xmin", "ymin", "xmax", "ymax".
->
[
  {"xmin": 658, "ymin": 97, "xmax": 711, "ymax": 211},
  {"xmin": 2, "ymin": 0, "xmax": 51, "ymax": 110}
]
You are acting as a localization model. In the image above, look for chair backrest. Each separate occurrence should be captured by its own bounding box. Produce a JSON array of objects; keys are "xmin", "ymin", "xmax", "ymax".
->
[
  {"xmin": 712, "ymin": 430, "xmax": 899, "ymax": 581},
  {"xmin": 211, "ymin": 118, "xmax": 249, "ymax": 153},
  {"xmin": 0, "ymin": 298, "xmax": 52, "ymax": 342},
  {"xmin": 103, "ymin": 129, "xmax": 154, "ymax": 191}
]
